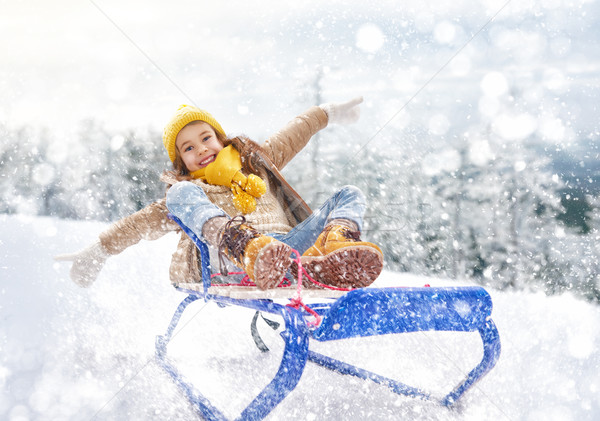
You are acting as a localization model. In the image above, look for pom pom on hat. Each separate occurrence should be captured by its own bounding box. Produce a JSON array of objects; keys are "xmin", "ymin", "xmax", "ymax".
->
[{"xmin": 162, "ymin": 104, "xmax": 226, "ymax": 162}]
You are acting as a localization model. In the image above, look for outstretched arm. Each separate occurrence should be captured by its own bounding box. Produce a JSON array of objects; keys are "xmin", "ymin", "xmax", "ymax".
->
[{"xmin": 55, "ymin": 199, "xmax": 178, "ymax": 287}]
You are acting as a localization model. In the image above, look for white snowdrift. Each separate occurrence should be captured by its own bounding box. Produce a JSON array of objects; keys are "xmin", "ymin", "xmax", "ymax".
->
[{"xmin": 1, "ymin": 214, "xmax": 599, "ymax": 420}]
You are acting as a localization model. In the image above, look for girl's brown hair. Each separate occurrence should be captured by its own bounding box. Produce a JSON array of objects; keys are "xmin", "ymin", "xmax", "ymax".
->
[{"xmin": 165, "ymin": 122, "xmax": 264, "ymax": 182}]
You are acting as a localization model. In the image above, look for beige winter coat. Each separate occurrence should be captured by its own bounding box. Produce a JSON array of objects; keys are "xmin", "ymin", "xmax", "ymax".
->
[{"xmin": 98, "ymin": 106, "xmax": 328, "ymax": 284}]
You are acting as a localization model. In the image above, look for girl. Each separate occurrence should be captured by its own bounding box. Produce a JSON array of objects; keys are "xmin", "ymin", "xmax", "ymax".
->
[{"xmin": 57, "ymin": 97, "xmax": 383, "ymax": 290}]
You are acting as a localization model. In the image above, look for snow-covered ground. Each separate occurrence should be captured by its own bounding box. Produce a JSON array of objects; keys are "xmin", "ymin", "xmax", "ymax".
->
[{"xmin": 1, "ymin": 213, "xmax": 599, "ymax": 420}]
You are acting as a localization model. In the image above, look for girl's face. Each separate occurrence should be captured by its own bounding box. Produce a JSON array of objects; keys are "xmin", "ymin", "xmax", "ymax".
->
[{"xmin": 175, "ymin": 122, "xmax": 224, "ymax": 172}]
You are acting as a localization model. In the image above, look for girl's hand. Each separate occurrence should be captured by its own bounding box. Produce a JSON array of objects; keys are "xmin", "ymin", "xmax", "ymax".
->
[
  {"xmin": 320, "ymin": 96, "xmax": 363, "ymax": 125},
  {"xmin": 54, "ymin": 241, "xmax": 109, "ymax": 287}
]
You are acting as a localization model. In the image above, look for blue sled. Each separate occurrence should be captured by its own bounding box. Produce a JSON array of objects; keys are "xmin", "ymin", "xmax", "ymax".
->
[{"xmin": 155, "ymin": 215, "xmax": 501, "ymax": 420}]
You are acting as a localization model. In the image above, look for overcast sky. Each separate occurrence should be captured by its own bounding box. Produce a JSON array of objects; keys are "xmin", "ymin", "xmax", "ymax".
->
[{"xmin": 1, "ymin": 0, "xmax": 599, "ymax": 148}]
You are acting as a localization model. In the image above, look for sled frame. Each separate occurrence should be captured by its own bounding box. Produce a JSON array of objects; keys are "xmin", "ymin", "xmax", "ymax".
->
[{"xmin": 155, "ymin": 215, "xmax": 501, "ymax": 420}]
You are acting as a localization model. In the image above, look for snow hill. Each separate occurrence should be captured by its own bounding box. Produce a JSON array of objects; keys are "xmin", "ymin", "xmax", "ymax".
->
[{"xmin": 1, "ymin": 214, "xmax": 599, "ymax": 420}]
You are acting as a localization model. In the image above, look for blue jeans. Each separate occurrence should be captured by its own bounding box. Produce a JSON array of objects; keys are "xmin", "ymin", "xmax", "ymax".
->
[{"xmin": 166, "ymin": 181, "xmax": 366, "ymax": 254}]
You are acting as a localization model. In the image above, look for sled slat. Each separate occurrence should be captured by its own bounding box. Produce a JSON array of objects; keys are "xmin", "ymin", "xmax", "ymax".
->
[{"xmin": 176, "ymin": 283, "xmax": 347, "ymax": 299}]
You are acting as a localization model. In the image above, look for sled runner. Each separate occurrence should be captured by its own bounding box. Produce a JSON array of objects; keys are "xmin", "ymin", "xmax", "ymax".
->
[{"xmin": 155, "ymin": 215, "xmax": 501, "ymax": 420}]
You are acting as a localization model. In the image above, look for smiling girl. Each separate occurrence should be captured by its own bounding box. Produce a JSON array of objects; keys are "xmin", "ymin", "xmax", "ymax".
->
[
  {"xmin": 177, "ymin": 122, "xmax": 222, "ymax": 171},
  {"xmin": 57, "ymin": 98, "xmax": 383, "ymax": 290}
]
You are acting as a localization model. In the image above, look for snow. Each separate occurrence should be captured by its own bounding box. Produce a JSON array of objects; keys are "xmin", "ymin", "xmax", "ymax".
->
[
  {"xmin": 427, "ymin": 114, "xmax": 451, "ymax": 136},
  {"xmin": 433, "ymin": 21, "xmax": 458, "ymax": 45},
  {"xmin": 493, "ymin": 113, "xmax": 538, "ymax": 141},
  {"xmin": 480, "ymin": 72, "xmax": 509, "ymax": 98},
  {"xmin": 422, "ymin": 149, "xmax": 461, "ymax": 176},
  {"xmin": 468, "ymin": 139, "xmax": 494, "ymax": 166},
  {"xmin": 2, "ymin": 213, "xmax": 599, "ymax": 420},
  {"xmin": 355, "ymin": 24, "xmax": 386, "ymax": 54}
]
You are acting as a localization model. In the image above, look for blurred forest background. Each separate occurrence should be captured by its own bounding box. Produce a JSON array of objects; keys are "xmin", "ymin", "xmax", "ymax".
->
[{"xmin": 2, "ymin": 99, "xmax": 599, "ymax": 302}]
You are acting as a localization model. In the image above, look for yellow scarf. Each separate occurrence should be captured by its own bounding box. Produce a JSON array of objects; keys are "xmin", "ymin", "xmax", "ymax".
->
[{"xmin": 190, "ymin": 145, "xmax": 266, "ymax": 214}]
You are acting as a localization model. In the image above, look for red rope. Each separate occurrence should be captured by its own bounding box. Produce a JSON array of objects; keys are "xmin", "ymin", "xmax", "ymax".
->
[
  {"xmin": 284, "ymin": 249, "xmax": 354, "ymax": 327},
  {"xmin": 287, "ymin": 296, "xmax": 321, "ymax": 327},
  {"xmin": 209, "ymin": 249, "xmax": 355, "ymax": 328}
]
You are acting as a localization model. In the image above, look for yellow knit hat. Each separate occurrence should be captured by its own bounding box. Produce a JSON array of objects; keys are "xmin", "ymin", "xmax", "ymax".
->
[{"xmin": 162, "ymin": 104, "xmax": 226, "ymax": 162}]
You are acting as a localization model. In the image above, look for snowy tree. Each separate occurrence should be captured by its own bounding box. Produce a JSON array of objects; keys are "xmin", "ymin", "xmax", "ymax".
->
[
  {"xmin": 0, "ymin": 126, "xmax": 51, "ymax": 215},
  {"xmin": 421, "ymin": 143, "xmax": 483, "ymax": 280},
  {"xmin": 357, "ymin": 147, "xmax": 433, "ymax": 274},
  {"xmin": 60, "ymin": 119, "xmax": 114, "ymax": 220},
  {"xmin": 556, "ymin": 194, "xmax": 600, "ymax": 302},
  {"xmin": 112, "ymin": 129, "xmax": 170, "ymax": 218},
  {"xmin": 461, "ymin": 133, "xmax": 565, "ymax": 290},
  {"xmin": 46, "ymin": 121, "xmax": 170, "ymax": 222},
  {"xmin": 0, "ymin": 124, "xmax": 17, "ymax": 214}
]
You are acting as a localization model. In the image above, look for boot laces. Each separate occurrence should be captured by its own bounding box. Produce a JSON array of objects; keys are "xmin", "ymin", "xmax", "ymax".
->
[
  {"xmin": 319, "ymin": 224, "xmax": 361, "ymax": 247},
  {"xmin": 217, "ymin": 215, "xmax": 261, "ymax": 275},
  {"xmin": 342, "ymin": 228, "xmax": 361, "ymax": 241}
]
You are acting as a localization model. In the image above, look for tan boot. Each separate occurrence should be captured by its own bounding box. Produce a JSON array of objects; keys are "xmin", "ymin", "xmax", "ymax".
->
[
  {"xmin": 301, "ymin": 220, "xmax": 383, "ymax": 288},
  {"xmin": 218, "ymin": 217, "xmax": 292, "ymax": 290}
]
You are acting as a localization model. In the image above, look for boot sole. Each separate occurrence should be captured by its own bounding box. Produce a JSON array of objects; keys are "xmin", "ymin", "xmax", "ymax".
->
[
  {"xmin": 253, "ymin": 242, "xmax": 293, "ymax": 290},
  {"xmin": 300, "ymin": 246, "xmax": 383, "ymax": 289}
]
